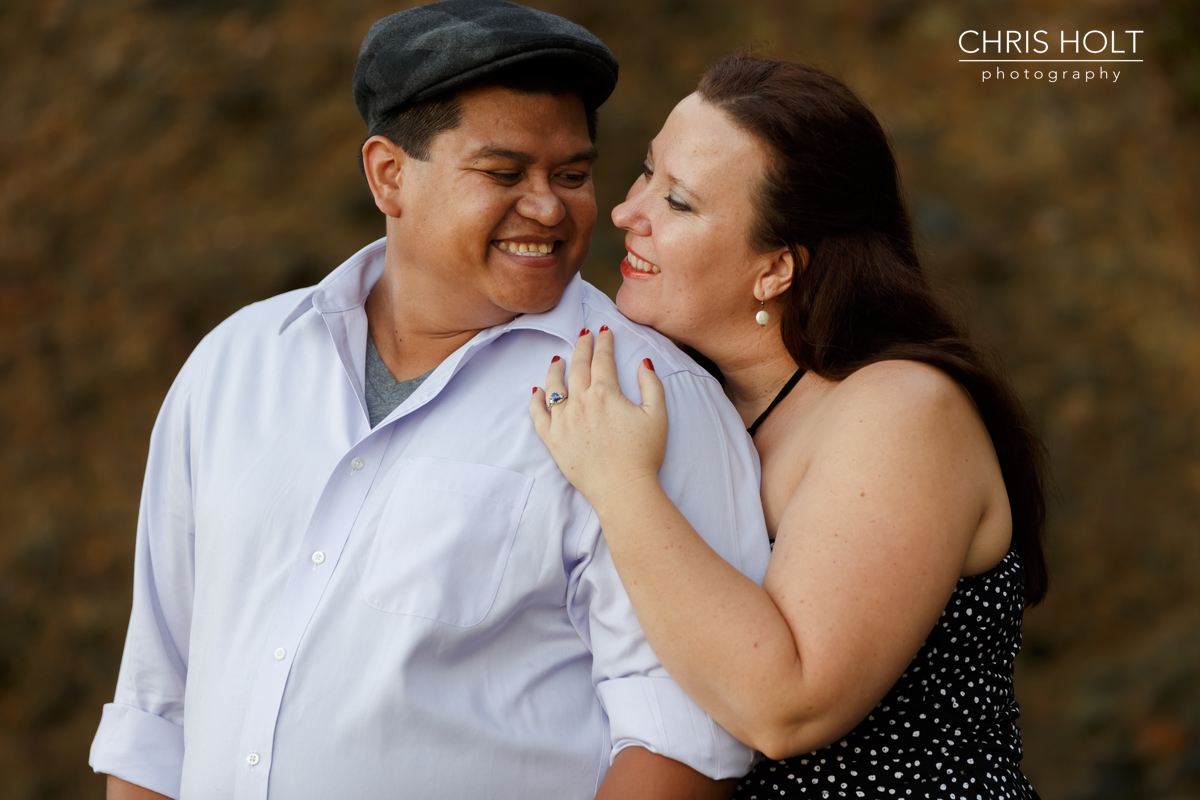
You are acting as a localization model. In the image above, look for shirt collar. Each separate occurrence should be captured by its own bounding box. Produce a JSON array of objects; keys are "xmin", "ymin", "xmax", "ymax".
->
[
  {"xmin": 279, "ymin": 236, "xmax": 587, "ymax": 346},
  {"xmin": 500, "ymin": 272, "xmax": 586, "ymax": 346},
  {"xmin": 278, "ymin": 238, "xmax": 388, "ymax": 333}
]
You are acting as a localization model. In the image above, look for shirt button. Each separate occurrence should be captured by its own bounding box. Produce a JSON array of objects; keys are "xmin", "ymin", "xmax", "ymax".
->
[
  {"xmin": 246, "ymin": 752, "xmax": 260, "ymax": 766},
  {"xmin": 273, "ymin": 647, "xmax": 286, "ymax": 661},
  {"xmin": 311, "ymin": 551, "xmax": 326, "ymax": 565},
  {"xmin": 351, "ymin": 457, "xmax": 364, "ymax": 471}
]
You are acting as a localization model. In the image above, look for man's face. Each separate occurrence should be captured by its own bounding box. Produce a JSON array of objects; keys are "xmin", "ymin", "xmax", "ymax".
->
[{"xmin": 388, "ymin": 86, "xmax": 597, "ymax": 325}]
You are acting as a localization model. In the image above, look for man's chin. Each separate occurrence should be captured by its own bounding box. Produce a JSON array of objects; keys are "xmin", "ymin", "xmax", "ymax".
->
[
  {"xmin": 498, "ymin": 294, "xmax": 565, "ymax": 316},
  {"xmin": 491, "ymin": 273, "xmax": 577, "ymax": 316}
]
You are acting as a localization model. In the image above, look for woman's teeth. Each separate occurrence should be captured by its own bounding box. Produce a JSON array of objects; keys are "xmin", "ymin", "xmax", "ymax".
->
[
  {"xmin": 496, "ymin": 241, "xmax": 554, "ymax": 256},
  {"xmin": 626, "ymin": 251, "xmax": 660, "ymax": 274}
]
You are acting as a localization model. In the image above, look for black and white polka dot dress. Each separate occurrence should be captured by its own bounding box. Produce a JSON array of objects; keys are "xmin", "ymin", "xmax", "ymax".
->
[{"xmin": 734, "ymin": 549, "xmax": 1037, "ymax": 799}]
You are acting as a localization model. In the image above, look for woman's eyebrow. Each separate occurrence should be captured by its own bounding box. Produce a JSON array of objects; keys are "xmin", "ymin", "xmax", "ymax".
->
[
  {"xmin": 667, "ymin": 171, "xmax": 700, "ymax": 200},
  {"xmin": 646, "ymin": 142, "xmax": 699, "ymax": 199}
]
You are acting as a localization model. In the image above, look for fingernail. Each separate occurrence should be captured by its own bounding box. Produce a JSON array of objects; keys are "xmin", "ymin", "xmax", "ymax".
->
[
  {"xmin": 599, "ymin": 325, "xmax": 609, "ymax": 333},
  {"xmin": 643, "ymin": 358, "xmax": 655, "ymax": 372},
  {"xmin": 580, "ymin": 328, "xmax": 590, "ymax": 337},
  {"xmin": 551, "ymin": 355, "xmax": 561, "ymax": 363},
  {"xmin": 532, "ymin": 387, "xmax": 538, "ymax": 394}
]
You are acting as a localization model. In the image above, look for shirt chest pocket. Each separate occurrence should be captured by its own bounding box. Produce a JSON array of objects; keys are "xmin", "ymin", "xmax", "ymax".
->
[{"xmin": 362, "ymin": 457, "xmax": 534, "ymax": 627}]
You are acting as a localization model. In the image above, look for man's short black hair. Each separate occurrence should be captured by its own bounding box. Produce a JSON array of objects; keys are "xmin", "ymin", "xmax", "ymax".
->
[{"xmin": 360, "ymin": 58, "xmax": 600, "ymax": 172}]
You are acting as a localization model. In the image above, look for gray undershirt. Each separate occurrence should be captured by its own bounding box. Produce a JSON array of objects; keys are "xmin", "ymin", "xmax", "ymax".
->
[{"xmin": 365, "ymin": 336, "xmax": 433, "ymax": 427}]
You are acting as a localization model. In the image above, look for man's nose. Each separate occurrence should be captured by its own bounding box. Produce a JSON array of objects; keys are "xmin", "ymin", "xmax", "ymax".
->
[{"xmin": 515, "ymin": 177, "xmax": 567, "ymax": 227}]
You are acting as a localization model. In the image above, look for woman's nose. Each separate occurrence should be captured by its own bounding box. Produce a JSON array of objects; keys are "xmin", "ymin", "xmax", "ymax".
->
[{"xmin": 611, "ymin": 186, "xmax": 649, "ymax": 236}]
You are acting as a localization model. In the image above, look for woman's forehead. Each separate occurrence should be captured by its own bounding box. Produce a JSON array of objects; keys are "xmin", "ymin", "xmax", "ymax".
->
[{"xmin": 654, "ymin": 95, "xmax": 768, "ymax": 198}]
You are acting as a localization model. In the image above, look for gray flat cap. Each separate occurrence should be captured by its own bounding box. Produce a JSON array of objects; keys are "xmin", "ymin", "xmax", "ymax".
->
[{"xmin": 353, "ymin": 0, "xmax": 619, "ymax": 131}]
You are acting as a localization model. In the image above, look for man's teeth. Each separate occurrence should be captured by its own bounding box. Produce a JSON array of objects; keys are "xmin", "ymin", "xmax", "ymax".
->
[
  {"xmin": 626, "ymin": 251, "xmax": 660, "ymax": 274},
  {"xmin": 496, "ymin": 241, "xmax": 554, "ymax": 255}
]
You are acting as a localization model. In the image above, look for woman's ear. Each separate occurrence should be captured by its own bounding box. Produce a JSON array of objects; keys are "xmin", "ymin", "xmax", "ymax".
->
[
  {"xmin": 362, "ymin": 135, "xmax": 406, "ymax": 218},
  {"xmin": 754, "ymin": 246, "xmax": 804, "ymax": 303},
  {"xmin": 753, "ymin": 245, "xmax": 811, "ymax": 302}
]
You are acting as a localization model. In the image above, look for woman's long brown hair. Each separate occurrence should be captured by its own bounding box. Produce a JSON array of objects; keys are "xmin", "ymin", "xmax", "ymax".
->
[{"xmin": 699, "ymin": 54, "xmax": 1048, "ymax": 605}]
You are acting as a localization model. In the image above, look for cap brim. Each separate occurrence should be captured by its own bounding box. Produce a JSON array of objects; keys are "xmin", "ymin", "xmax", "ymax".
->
[{"xmin": 400, "ymin": 47, "xmax": 616, "ymax": 114}]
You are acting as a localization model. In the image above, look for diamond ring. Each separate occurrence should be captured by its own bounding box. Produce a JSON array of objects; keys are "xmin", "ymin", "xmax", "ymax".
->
[{"xmin": 546, "ymin": 391, "xmax": 568, "ymax": 409}]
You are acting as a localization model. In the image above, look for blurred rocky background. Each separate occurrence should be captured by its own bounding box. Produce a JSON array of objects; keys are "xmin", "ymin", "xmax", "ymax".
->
[{"xmin": 1, "ymin": 0, "xmax": 1198, "ymax": 797}]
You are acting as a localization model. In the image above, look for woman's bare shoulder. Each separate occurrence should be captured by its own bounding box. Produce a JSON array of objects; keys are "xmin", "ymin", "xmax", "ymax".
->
[
  {"xmin": 826, "ymin": 359, "xmax": 973, "ymax": 423},
  {"xmin": 762, "ymin": 360, "xmax": 989, "ymax": 523},
  {"xmin": 805, "ymin": 359, "xmax": 986, "ymax": 461},
  {"xmin": 837, "ymin": 358, "xmax": 965, "ymax": 399}
]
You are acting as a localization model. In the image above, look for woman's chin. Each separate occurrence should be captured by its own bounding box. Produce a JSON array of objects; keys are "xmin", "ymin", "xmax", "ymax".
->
[
  {"xmin": 615, "ymin": 285, "xmax": 656, "ymax": 328},
  {"xmin": 615, "ymin": 294, "xmax": 693, "ymax": 350}
]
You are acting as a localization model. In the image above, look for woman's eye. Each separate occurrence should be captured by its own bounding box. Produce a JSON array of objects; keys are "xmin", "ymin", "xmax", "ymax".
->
[
  {"xmin": 640, "ymin": 162, "xmax": 653, "ymax": 179},
  {"xmin": 666, "ymin": 194, "xmax": 691, "ymax": 212},
  {"xmin": 488, "ymin": 171, "xmax": 522, "ymax": 184}
]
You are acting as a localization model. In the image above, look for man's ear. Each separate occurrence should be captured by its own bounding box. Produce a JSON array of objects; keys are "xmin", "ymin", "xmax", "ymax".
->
[
  {"xmin": 754, "ymin": 245, "xmax": 807, "ymax": 303},
  {"xmin": 362, "ymin": 135, "xmax": 407, "ymax": 218}
]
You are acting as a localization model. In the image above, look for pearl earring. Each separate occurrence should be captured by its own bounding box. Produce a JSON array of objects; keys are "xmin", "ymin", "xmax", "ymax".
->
[{"xmin": 755, "ymin": 301, "xmax": 770, "ymax": 326}]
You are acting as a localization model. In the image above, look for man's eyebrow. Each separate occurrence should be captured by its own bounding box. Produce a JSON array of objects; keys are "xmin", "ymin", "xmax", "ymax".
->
[
  {"xmin": 471, "ymin": 146, "xmax": 535, "ymax": 163},
  {"xmin": 564, "ymin": 147, "xmax": 600, "ymax": 164},
  {"xmin": 469, "ymin": 145, "xmax": 599, "ymax": 164}
]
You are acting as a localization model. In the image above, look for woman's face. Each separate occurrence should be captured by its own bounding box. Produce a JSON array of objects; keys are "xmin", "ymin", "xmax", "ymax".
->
[{"xmin": 612, "ymin": 93, "xmax": 773, "ymax": 353}]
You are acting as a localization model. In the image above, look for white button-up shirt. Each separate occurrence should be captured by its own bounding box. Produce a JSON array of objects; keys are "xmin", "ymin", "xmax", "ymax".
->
[{"xmin": 89, "ymin": 238, "xmax": 771, "ymax": 799}]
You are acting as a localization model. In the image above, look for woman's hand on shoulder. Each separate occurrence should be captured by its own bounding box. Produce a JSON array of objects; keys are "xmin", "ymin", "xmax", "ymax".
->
[{"xmin": 530, "ymin": 327, "xmax": 668, "ymax": 514}]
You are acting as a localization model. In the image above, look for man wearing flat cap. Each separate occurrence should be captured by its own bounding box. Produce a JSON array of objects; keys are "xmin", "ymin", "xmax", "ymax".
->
[{"xmin": 90, "ymin": 2, "xmax": 770, "ymax": 798}]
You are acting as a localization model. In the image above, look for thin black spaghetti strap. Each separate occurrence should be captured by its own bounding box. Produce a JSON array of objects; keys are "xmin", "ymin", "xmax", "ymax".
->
[{"xmin": 747, "ymin": 368, "xmax": 805, "ymax": 436}]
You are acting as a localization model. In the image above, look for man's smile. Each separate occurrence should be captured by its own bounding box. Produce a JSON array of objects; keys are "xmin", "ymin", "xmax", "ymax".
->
[{"xmin": 492, "ymin": 237, "xmax": 563, "ymax": 258}]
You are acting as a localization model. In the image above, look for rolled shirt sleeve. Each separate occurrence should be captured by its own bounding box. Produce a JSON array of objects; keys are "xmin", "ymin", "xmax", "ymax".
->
[
  {"xmin": 90, "ymin": 704, "xmax": 186, "ymax": 798},
  {"xmin": 567, "ymin": 367, "xmax": 772, "ymax": 780},
  {"xmin": 89, "ymin": 345, "xmax": 204, "ymax": 799}
]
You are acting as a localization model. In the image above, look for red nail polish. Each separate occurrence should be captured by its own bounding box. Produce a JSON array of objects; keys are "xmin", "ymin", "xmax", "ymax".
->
[
  {"xmin": 532, "ymin": 387, "xmax": 538, "ymax": 394},
  {"xmin": 551, "ymin": 355, "xmax": 561, "ymax": 363},
  {"xmin": 643, "ymin": 358, "xmax": 655, "ymax": 372},
  {"xmin": 599, "ymin": 325, "xmax": 609, "ymax": 333},
  {"xmin": 579, "ymin": 328, "xmax": 590, "ymax": 337}
]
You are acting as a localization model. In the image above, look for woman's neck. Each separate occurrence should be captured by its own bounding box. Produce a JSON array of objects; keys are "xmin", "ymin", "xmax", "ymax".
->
[{"xmin": 709, "ymin": 336, "xmax": 801, "ymax": 429}]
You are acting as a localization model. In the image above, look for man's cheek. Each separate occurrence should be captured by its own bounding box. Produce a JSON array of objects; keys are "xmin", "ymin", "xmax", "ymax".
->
[{"xmin": 569, "ymin": 196, "xmax": 598, "ymax": 234}]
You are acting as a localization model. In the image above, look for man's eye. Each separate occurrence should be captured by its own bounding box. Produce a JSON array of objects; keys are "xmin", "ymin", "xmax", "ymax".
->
[
  {"xmin": 488, "ymin": 171, "xmax": 522, "ymax": 184},
  {"xmin": 666, "ymin": 194, "xmax": 691, "ymax": 212},
  {"xmin": 556, "ymin": 172, "xmax": 588, "ymax": 186}
]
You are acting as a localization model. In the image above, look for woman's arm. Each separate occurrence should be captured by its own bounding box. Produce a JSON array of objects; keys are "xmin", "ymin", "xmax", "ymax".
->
[{"xmin": 532, "ymin": 330, "xmax": 1007, "ymax": 759}]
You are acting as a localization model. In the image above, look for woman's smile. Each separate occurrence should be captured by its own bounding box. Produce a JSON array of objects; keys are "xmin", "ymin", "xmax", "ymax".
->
[{"xmin": 620, "ymin": 246, "xmax": 660, "ymax": 278}]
